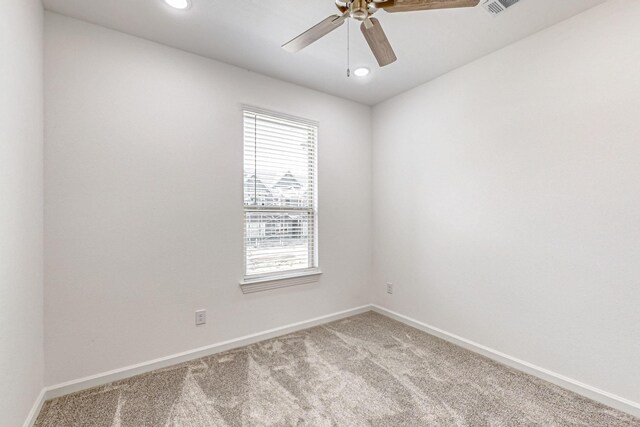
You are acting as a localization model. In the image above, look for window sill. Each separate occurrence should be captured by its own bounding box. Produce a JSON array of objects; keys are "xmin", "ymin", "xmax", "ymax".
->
[{"xmin": 240, "ymin": 269, "xmax": 322, "ymax": 294}]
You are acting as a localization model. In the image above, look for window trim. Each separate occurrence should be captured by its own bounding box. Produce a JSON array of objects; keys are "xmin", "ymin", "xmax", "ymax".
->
[
  {"xmin": 240, "ymin": 105, "xmax": 319, "ymax": 292},
  {"xmin": 239, "ymin": 268, "xmax": 322, "ymax": 294}
]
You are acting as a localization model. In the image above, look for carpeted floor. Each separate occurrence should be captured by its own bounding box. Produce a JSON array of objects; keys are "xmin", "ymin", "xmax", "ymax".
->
[{"xmin": 35, "ymin": 311, "xmax": 639, "ymax": 426}]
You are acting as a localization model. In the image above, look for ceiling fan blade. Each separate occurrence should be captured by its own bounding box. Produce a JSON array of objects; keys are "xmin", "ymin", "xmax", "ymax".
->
[
  {"xmin": 379, "ymin": 0, "xmax": 480, "ymax": 12},
  {"xmin": 360, "ymin": 18, "xmax": 397, "ymax": 67},
  {"xmin": 282, "ymin": 15, "xmax": 347, "ymax": 53}
]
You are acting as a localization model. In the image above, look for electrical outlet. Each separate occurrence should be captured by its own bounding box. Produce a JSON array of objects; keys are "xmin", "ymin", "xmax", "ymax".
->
[
  {"xmin": 386, "ymin": 282, "xmax": 393, "ymax": 294},
  {"xmin": 195, "ymin": 309, "xmax": 206, "ymax": 326}
]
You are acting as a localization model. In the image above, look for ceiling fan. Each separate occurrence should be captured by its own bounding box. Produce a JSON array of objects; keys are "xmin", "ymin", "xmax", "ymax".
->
[{"xmin": 282, "ymin": 0, "xmax": 480, "ymax": 67}]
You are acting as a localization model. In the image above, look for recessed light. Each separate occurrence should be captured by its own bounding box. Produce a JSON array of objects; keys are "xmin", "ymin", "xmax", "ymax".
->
[
  {"xmin": 353, "ymin": 67, "xmax": 370, "ymax": 77},
  {"xmin": 164, "ymin": 0, "xmax": 191, "ymax": 10}
]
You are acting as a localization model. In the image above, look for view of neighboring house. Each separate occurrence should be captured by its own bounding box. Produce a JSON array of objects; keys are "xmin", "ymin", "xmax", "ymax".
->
[{"xmin": 244, "ymin": 171, "xmax": 310, "ymax": 243}]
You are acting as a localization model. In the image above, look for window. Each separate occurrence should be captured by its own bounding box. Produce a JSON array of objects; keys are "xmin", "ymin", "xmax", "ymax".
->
[{"xmin": 242, "ymin": 108, "xmax": 318, "ymax": 287}]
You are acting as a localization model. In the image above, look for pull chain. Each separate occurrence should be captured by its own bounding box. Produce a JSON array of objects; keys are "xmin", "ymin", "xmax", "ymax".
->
[{"xmin": 346, "ymin": 18, "xmax": 351, "ymax": 77}]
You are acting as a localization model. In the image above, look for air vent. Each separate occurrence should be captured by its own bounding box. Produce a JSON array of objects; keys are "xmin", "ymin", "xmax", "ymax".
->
[{"xmin": 483, "ymin": 0, "xmax": 521, "ymax": 15}]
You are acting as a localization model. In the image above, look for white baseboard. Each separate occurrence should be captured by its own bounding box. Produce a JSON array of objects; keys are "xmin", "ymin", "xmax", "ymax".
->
[
  {"xmin": 371, "ymin": 304, "xmax": 640, "ymax": 419},
  {"xmin": 41, "ymin": 305, "xmax": 372, "ymax": 402},
  {"xmin": 23, "ymin": 388, "xmax": 47, "ymax": 427}
]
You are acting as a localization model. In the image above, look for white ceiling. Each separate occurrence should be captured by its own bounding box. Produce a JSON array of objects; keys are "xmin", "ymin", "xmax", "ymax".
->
[{"xmin": 42, "ymin": 0, "xmax": 606, "ymax": 105}]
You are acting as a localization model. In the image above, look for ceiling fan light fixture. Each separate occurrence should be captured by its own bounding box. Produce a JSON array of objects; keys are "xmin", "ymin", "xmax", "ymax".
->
[
  {"xmin": 350, "ymin": 0, "xmax": 369, "ymax": 21},
  {"xmin": 163, "ymin": 0, "xmax": 191, "ymax": 10},
  {"xmin": 353, "ymin": 67, "xmax": 370, "ymax": 77}
]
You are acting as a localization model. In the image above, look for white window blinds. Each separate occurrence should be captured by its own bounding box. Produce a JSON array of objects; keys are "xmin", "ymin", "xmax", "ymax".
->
[{"xmin": 243, "ymin": 108, "xmax": 318, "ymax": 278}]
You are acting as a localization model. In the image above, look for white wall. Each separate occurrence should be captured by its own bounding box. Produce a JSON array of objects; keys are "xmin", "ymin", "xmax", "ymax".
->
[
  {"xmin": 44, "ymin": 13, "xmax": 372, "ymax": 385},
  {"xmin": 372, "ymin": 0, "xmax": 640, "ymax": 405},
  {"xmin": 0, "ymin": 0, "xmax": 44, "ymax": 424}
]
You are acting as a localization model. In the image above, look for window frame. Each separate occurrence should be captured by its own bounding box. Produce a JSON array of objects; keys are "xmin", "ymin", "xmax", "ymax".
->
[{"xmin": 240, "ymin": 106, "xmax": 320, "ymax": 293}]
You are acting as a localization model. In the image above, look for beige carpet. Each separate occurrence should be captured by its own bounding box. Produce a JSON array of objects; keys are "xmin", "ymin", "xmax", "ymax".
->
[{"xmin": 35, "ymin": 311, "xmax": 639, "ymax": 426}]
